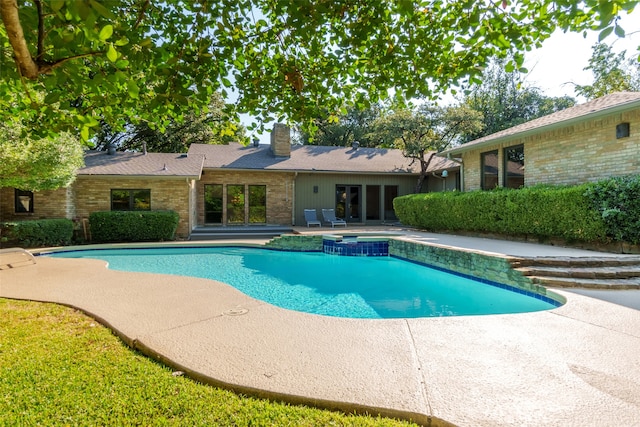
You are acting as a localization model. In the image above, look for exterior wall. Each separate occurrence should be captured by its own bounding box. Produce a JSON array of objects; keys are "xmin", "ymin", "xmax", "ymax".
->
[
  {"xmin": 423, "ymin": 172, "xmax": 459, "ymax": 193},
  {"xmin": 196, "ymin": 169, "xmax": 295, "ymax": 226},
  {"xmin": 460, "ymin": 109, "xmax": 640, "ymax": 191},
  {"xmin": 0, "ymin": 186, "xmax": 69, "ymax": 222},
  {"xmin": 294, "ymin": 173, "xmax": 416, "ymax": 225},
  {"xmin": 72, "ymin": 177, "xmax": 193, "ymax": 238}
]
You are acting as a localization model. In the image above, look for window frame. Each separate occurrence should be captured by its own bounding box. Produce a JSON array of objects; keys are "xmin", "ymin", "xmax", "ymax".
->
[
  {"xmin": 110, "ymin": 189, "xmax": 151, "ymax": 211},
  {"xmin": 480, "ymin": 150, "xmax": 499, "ymax": 190},
  {"xmin": 14, "ymin": 189, "xmax": 34, "ymax": 213},
  {"xmin": 503, "ymin": 144, "xmax": 525, "ymax": 189}
]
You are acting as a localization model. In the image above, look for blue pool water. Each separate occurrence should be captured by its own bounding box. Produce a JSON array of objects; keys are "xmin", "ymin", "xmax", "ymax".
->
[{"xmin": 49, "ymin": 247, "xmax": 560, "ymax": 319}]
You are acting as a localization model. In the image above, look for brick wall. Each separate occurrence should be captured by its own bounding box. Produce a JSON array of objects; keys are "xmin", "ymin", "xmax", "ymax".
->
[
  {"xmin": 72, "ymin": 177, "xmax": 193, "ymax": 238},
  {"xmin": 197, "ymin": 170, "xmax": 295, "ymax": 225},
  {"xmin": 461, "ymin": 109, "xmax": 640, "ymax": 191},
  {"xmin": 0, "ymin": 187, "xmax": 69, "ymax": 222}
]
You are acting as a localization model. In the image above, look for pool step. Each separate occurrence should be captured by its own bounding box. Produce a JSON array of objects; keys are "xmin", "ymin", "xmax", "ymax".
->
[
  {"xmin": 189, "ymin": 226, "xmax": 294, "ymax": 241},
  {"xmin": 512, "ymin": 256, "xmax": 640, "ymax": 289}
]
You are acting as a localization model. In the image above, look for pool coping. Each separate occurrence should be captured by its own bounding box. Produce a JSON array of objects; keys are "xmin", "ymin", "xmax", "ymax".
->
[{"xmin": 2, "ymin": 233, "xmax": 640, "ymax": 426}]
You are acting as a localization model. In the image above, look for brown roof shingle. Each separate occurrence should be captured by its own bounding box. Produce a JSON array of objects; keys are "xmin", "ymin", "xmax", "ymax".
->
[
  {"xmin": 79, "ymin": 151, "xmax": 204, "ymax": 178},
  {"xmin": 188, "ymin": 143, "xmax": 458, "ymax": 174},
  {"xmin": 442, "ymin": 91, "xmax": 640, "ymax": 156}
]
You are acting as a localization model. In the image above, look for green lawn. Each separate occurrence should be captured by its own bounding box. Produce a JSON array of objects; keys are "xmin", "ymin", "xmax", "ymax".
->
[{"xmin": 0, "ymin": 298, "xmax": 417, "ymax": 426}]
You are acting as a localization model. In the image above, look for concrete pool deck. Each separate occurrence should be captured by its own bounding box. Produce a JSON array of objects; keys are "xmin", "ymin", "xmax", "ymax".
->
[{"xmin": 1, "ymin": 229, "xmax": 640, "ymax": 426}]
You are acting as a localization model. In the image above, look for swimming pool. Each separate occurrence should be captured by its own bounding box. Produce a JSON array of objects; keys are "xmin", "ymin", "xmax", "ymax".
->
[{"xmin": 48, "ymin": 246, "xmax": 561, "ymax": 318}]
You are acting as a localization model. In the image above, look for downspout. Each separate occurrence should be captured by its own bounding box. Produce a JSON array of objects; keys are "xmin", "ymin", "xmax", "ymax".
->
[{"xmin": 292, "ymin": 172, "xmax": 297, "ymax": 226}]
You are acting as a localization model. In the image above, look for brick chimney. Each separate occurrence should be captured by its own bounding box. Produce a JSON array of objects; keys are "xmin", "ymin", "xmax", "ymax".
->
[{"xmin": 270, "ymin": 123, "xmax": 291, "ymax": 157}]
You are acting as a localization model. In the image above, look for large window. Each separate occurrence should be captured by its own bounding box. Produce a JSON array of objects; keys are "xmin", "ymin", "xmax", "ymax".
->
[
  {"xmin": 204, "ymin": 184, "xmax": 223, "ymax": 223},
  {"xmin": 481, "ymin": 150, "xmax": 499, "ymax": 190},
  {"xmin": 111, "ymin": 189, "xmax": 151, "ymax": 211},
  {"xmin": 226, "ymin": 185, "xmax": 245, "ymax": 224},
  {"xmin": 248, "ymin": 185, "xmax": 266, "ymax": 224},
  {"xmin": 503, "ymin": 145, "xmax": 524, "ymax": 189},
  {"xmin": 15, "ymin": 189, "xmax": 34, "ymax": 213}
]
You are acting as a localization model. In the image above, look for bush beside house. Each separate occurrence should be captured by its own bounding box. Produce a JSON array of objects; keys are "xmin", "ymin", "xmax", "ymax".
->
[
  {"xmin": 0, "ymin": 219, "xmax": 74, "ymax": 248},
  {"xmin": 394, "ymin": 184, "xmax": 607, "ymax": 243},
  {"xmin": 585, "ymin": 175, "xmax": 640, "ymax": 245},
  {"xmin": 89, "ymin": 211, "xmax": 180, "ymax": 243}
]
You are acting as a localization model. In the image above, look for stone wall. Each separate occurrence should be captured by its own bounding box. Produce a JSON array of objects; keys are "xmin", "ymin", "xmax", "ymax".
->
[
  {"xmin": 389, "ymin": 238, "xmax": 551, "ymax": 295},
  {"xmin": 72, "ymin": 177, "xmax": 193, "ymax": 238},
  {"xmin": 270, "ymin": 123, "xmax": 291, "ymax": 157},
  {"xmin": 0, "ymin": 187, "xmax": 69, "ymax": 222},
  {"xmin": 461, "ymin": 108, "xmax": 640, "ymax": 191},
  {"xmin": 264, "ymin": 234, "xmax": 323, "ymax": 251}
]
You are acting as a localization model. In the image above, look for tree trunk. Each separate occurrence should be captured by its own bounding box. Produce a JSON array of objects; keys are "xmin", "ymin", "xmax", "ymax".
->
[
  {"xmin": 1, "ymin": 0, "xmax": 41, "ymax": 79},
  {"xmin": 413, "ymin": 152, "xmax": 437, "ymax": 193}
]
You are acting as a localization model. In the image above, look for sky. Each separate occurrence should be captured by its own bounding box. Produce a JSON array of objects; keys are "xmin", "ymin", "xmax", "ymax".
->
[
  {"xmin": 247, "ymin": 9, "xmax": 640, "ymax": 144},
  {"xmin": 524, "ymin": 10, "xmax": 640, "ymax": 101}
]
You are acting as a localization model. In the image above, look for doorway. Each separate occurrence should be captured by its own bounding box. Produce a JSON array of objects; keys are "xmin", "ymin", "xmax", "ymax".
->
[{"xmin": 336, "ymin": 185, "xmax": 361, "ymax": 222}]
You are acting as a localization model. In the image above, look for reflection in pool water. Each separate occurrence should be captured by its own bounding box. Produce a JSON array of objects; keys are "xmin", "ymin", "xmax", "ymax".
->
[{"xmin": 49, "ymin": 247, "xmax": 561, "ymax": 319}]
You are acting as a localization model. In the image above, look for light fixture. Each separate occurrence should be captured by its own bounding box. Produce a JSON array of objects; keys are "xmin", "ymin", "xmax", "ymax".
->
[{"xmin": 442, "ymin": 170, "xmax": 448, "ymax": 178}]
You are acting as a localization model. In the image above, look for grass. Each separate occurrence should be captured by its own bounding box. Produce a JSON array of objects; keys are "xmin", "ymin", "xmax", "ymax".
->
[{"xmin": 0, "ymin": 298, "xmax": 418, "ymax": 426}]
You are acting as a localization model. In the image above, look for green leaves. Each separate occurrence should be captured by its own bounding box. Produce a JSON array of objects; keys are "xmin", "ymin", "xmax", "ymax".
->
[
  {"xmin": 0, "ymin": 0, "xmax": 637, "ymax": 145},
  {"xmin": 98, "ymin": 25, "xmax": 113, "ymax": 41},
  {"xmin": 106, "ymin": 43, "xmax": 117, "ymax": 62}
]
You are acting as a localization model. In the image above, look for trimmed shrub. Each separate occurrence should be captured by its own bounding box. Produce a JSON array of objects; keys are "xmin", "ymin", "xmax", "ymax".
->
[
  {"xmin": 0, "ymin": 219, "xmax": 74, "ymax": 248},
  {"xmin": 89, "ymin": 211, "xmax": 179, "ymax": 243},
  {"xmin": 394, "ymin": 184, "xmax": 608, "ymax": 243},
  {"xmin": 584, "ymin": 175, "xmax": 640, "ymax": 244}
]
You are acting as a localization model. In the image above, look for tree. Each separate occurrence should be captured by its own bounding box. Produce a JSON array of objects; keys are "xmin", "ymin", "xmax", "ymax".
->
[
  {"xmin": 93, "ymin": 94, "xmax": 248, "ymax": 152},
  {"xmin": 0, "ymin": 121, "xmax": 84, "ymax": 191},
  {"xmin": 575, "ymin": 43, "xmax": 640, "ymax": 100},
  {"xmin": 1, "ymin": 0, "xmax": 633, "ymax": 142},
  {"xmin": 459, "ymin": 59, "xmax": 576, "ymax": 142},
  {"xmin": 297, "ymin": 104, "xmax": 382, "ymax": 147},
  {"xmin": 371, "ymin": 103, "xmax": 483, "ymax": 193}
]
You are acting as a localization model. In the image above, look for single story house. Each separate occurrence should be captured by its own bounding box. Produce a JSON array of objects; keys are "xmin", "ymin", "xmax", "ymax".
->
[
  {"xmin": 441, "ymin": 91, "xmax": 640, "ymax": 191},
  {"xmin": 1, "ymin": 124, "xmax": 459, "ymax": 239}
]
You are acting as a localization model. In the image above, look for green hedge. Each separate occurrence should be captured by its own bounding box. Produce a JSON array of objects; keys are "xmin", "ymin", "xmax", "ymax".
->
[
  {"xmin": 0, "ymin": 219, "xmax": 74, "ymax": 248},
  {"xmin": 584, "ymin": 175, "xmax": 640, "ymax": 244},
  {"xmin": 89, "ymin": 211, "xmax": 180, "ymax": 243},
  {"xmin": 394, "ymin": 184, "xmax": 608, "ymax": 243}
]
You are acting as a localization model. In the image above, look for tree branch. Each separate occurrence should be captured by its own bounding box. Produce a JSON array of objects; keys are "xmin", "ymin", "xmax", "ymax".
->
[
  {"xmin": 0, "ymin": 0, "xmax": 39, "ymax": 79},
  {"xmin": 34, "ymin": 0, "xmax": 44, "ymax": 61},
  {"xmin": 42, "ymin": 51, "xmax": 104, "ymax": 73}
]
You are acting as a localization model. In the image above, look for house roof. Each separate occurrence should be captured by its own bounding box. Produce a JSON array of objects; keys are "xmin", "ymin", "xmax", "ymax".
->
[
  {"xmin": 188, "ymin": 143, "xmax": 458, "ymax": 174},
  {"xmin": 79, "ymin": 151, "xmax": 204, "ymax": 178},
  {"xmin": 442, "ymin": 91, "xmax": 640, "ymax": 156}
]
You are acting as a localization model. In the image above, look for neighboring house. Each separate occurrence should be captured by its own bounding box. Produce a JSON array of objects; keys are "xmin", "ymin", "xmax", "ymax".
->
[
  {"xmin": 441, "ymin": 92, "xmax": 640, "ymax": 191},
  {"xmin": 0, "ymin": 125, "xmax": 459, "ymax": 239}
]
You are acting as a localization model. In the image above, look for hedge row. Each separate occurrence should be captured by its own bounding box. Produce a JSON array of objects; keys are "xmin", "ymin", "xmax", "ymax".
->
[
  {"xmin": 89, "ymin": 210, "xmax": 179, "ymax": 243},
  {"xmin": 585, "ymin": 174, "xmax": 640, "ymax": 245},
  {"xmin": 0, "ymin": 219, "xmax": 74, "ymax": 248},
  {"xmin": 394, "ymin": 184, "xmax": 609, "ymax": 243}
]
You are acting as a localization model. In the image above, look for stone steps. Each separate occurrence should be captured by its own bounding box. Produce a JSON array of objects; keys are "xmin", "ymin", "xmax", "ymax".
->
[
  {"xmin": 512, "ymin": 256, "xmax": 640, "ymax": 289},
  {"xmin": 189, "ymin": 226, "xmax": 293, "ymax": 241}
]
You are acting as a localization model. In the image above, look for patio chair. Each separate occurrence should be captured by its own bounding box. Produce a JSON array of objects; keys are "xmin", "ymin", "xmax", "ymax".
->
[
  {"xmin": 304, "ymin": 209, "xmax": 322, "ymax": 227},
  {"xmin": 321, "ymin": 209, "xmax": 347, "ymax": 228}
]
